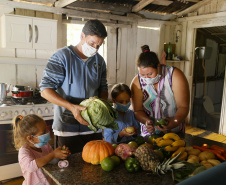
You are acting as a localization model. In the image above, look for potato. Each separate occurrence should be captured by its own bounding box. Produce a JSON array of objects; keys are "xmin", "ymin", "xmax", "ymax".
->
[
  {"xmin": 185, "ymin": 146, "xmax": 193, "ymax": 152},
  {"xmin": 188, "ymin": 148, "xmax": 201, "ymax": 156},
  {"xmin": 207, "ymin": 159, "xmax": 221, "ymax": 166},
  {"xmin": 187, "ymin": 155, "xmax": 199, "ymax": 163},
  {"xmin": 202, "ymin": 162, "xmax": 213, "ymax": 169},
  {"xmin": 200, "ymin": 160, "xmax": 209, "ymax": 165},
  {"xmin": 198, "ymin": 151, "xmax": 215, "ymax": 161}
]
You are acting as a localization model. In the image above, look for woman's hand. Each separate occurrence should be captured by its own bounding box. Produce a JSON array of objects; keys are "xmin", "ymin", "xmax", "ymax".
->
[
  {"xmin": 53, "ymin": 146, "xmax": 71, "ymax": 159},
  {"xmin": 145, "ymin": 120, "xmax": 155, "ymax": 134},
  {"xmin": 156, "ymin": 117, "xmax": 178, "ymax": 132}
]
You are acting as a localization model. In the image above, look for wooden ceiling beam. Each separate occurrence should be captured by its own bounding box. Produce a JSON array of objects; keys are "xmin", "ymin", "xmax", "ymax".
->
[
  {"xmin": 152, "ymin": 0, "xmax": 173, "ymax": 6},
  {"xmin": 55, "ymin": 0, "xmax": 77, "ymax": 8},
  {"xmin": 176, "ymin": 0, "xmax": 212, "ymax": 17},
  {"xmin": 68, "ymin": 1, "xmax": 131, "ymax": 13},
  {"xmin": 132, "ymin": 0, "xmax": 155, "ymax": 12},
  {"xmin": 15, "ymin": 0, "xmax": 55, "ymax": 3}
]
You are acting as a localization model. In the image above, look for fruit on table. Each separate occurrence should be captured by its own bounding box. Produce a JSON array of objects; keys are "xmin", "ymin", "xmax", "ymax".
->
[
  {"xmin": 154, "ymin": 149, "xmax": 164, "ymax": 162},
  {"xmin": 82, "ymin": 140, "xmax": 114, "ymax": 165},
  {"xmin": 134, "ymin": 145, "xmax": 160, "ymax": 171},
  {"xmin": 125, "ymin": 157, "xmax": 141, "ymax": 173},
  {"xmin": 157, "ymin": 139, "xmax": 174, "ymax": 147},
  {"xmin": 101, "ymin": 157, "xmax": 115, "ymax": 171},
  {"xmin": 164, "ymin": 145, "xmax": 179, "ymax": 152},
  {"xmin": 171, "ymin": 140, "xmax": 186, "ymax": 147},
  {"xmin": 171, "ymin": 147, "xmax": 185, "ymax": 158},
  {"xmin": 147, "ymin": 134, "xmax": 157, "ymax": 144},
  {"xmin": 139, "ymin": 142, "xmax": 154, "ymax": 150},
  {"xmin": 115, "ymin": 143, "xmax": 137, "ymax": 160},
  {"xmin": 178, "ymin": 151, "xmax": 188, "ymax": 160},
  {"xmin": 126, "ymin": 127, "xmax": 135, "ymax": 133},
  {"xmin": 112, "ymin": 144, "xmax": 118, "ymax": 149},
  {"xmin": 163, "ymin": 133, "xmax": 181, "ymax": 141},
  {"xmin": 134, "ymin": 136, "xmax": 145, "ymax": 146},
  {"xmin": 110, "ymin": 155, "xmax": 121, "ymax": 166},
  {"xmin": 135, "ymin": 145, "xmax": 185, "ymax": 174},
  {"xmin": 128, "ymin": 141, "xmax": 138, "ymax": 148},
  {"xmin": 153, "ymin": 137, "xmax": 163, "ymax": 145}
]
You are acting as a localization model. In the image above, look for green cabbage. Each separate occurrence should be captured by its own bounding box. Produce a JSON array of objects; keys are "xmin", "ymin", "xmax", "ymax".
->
[{"xmin": 80, "ymin": 97, "xmax": 119, "ymax": 132}]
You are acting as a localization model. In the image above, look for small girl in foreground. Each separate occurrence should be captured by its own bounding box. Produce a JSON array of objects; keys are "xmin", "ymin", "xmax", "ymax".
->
[
  {"xmin": 103, "ymin": 83, "xmax": 140, "ymax": 144},
  {"xmin": 12, "ymin": 114, "xmax": 70, "ymax": 185}
]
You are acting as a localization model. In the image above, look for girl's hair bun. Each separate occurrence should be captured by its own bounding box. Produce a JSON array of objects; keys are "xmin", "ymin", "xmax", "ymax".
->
[{"xmin": 141, "ymin": 45, "xmax": 150, "ymax": 53}]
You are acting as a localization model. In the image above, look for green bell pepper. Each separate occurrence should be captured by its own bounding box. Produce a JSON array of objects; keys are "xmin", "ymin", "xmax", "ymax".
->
[{"xmin": 125, "ymin": 157, "xmax": 141, "ymax": 173}]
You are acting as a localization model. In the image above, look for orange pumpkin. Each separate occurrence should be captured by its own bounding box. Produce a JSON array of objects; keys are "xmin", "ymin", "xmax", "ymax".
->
[{"xmin": 82, "ymin": 140, "xmax": 114, "ymax": 165}]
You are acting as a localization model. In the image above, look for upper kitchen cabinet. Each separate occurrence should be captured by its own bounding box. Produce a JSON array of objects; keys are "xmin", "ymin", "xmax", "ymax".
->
[{"xmin": 0, "ymin": 14, "xmax": 57, "ymax": 50}]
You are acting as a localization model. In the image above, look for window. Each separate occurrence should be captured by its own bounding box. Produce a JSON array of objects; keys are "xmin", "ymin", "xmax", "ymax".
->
[{"xmin": 67, "ymin": 24, "xmax": 106, "ymax": 59}]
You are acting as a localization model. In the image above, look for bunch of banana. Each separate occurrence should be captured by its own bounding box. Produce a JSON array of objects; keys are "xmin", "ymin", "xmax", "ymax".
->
[
  {"xmin": 154, "ymin": 133, "xmax": 186, "ymax": 152},
  {"xmin": 171, "ymin": 147, "xmax": 188, "ymax": 160}
]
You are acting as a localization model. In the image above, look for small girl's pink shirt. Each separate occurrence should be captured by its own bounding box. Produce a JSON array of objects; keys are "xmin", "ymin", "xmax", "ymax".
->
[{"xmin": 18, "ymin": 143, "xmax": 54, "ymax": 185}]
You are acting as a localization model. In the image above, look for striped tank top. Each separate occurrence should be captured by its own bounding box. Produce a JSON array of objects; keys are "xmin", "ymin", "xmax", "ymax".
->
[{"xmin": 139, "ymin": 65, "xmax": 185, "ymax": 137}]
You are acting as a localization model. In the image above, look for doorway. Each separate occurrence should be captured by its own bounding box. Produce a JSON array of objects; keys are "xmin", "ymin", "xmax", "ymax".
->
[{"xmin": 191, "ymin": 27, "xmax": 226, "ymax": 133}]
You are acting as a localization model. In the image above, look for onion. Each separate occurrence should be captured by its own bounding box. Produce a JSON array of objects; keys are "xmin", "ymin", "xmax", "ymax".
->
[{"xmin": 58, "ymin": 160, "xmax": 69, "ymax": 168}]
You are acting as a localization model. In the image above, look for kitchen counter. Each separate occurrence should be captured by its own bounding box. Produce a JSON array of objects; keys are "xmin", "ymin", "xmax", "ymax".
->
[{"xmin": 42, "ymin": 134, "xmax": 226, "ymax": 185}]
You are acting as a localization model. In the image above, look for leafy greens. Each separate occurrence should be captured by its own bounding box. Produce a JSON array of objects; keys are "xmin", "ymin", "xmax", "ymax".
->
[{"xmin": 80, "ymin": 97, "xmax": 119, "ymax": 132}]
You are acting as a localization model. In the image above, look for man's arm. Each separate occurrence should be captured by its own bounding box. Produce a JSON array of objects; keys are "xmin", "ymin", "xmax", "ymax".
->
[{"xmin": 41, "ymin": 88, "xmax": 88, "ymax": 125}]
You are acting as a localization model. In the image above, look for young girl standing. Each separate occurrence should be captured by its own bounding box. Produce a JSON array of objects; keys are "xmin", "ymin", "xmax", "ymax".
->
[
  {"xmin": 12, "ymin": 114, "xmax": 70, "ymax": 185},
  {"xmin": 103, "ymin": 83, "xmax": 140, "ymax": 144}
]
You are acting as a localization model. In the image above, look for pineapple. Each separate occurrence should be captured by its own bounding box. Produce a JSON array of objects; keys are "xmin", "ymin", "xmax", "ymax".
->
[{"xmin": 134, "ymin": 145, "xmax": 185, "ymax": 175}]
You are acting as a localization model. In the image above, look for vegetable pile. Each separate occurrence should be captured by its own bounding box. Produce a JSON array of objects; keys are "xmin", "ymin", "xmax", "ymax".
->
[{"xmin": 80, "ymin": 97, "xmax": 119, "ymax": 132}]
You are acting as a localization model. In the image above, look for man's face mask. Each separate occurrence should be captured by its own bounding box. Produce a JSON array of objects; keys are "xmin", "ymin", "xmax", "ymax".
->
[{"xmin": 82, "ymin": 42, "xmax": 98, "ymax": 57}]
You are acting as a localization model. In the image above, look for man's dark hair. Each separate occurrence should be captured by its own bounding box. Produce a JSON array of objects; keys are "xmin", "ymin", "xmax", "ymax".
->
[{"xmin": 82, "ymin": 19, "xmax": 107, "ymax": 38}]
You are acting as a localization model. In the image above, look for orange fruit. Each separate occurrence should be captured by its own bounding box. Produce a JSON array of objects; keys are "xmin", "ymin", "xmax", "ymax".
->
[
  {"xmin": 101, "ymin": 157, "xmax": 115, "ymax": 171},
  {"xmin": 112, "ymin": 144, "xmax": 118, "ymax": 150},
  {"xmin": 111, "ymin": 155, "xmax": 120, "ymax": 166},
  {"xmin": 128, "ymin": 141, "xmax": 138, "ymax": 148}
]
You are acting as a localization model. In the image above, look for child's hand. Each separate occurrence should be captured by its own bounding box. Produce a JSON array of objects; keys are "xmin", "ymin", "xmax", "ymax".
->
[
  {"xmin": 119, "ymin": 128, "xmax": 135, "ymax": 137},
  {"xmin": 53, "ymin": 146, "xmax": 71, "ymax": 159}
]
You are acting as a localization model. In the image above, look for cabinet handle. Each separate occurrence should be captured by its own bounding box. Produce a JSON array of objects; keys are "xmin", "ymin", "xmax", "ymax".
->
[
  {"xmin": 35, "ymin": 25, "xmax": 39, "ymax": 43},
  {"xmin": 29, "ymin": 24, "xmax": 32, "ymax": 42}
]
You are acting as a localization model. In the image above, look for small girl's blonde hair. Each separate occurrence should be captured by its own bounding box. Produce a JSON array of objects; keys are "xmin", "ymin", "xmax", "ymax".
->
[{"xmin": 12, "ymin": 114, "xmax": 45, "ymax": 150}]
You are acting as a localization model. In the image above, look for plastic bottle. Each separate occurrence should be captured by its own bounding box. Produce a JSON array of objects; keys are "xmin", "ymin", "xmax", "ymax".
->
[{"xmin": 167, "ymin": 42, "xmax": 172, "ymax": 60}]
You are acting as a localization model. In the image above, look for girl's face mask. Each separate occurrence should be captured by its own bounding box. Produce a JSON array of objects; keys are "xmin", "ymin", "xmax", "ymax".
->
[
  {"xmin": 82, "ymin": 42, "xmax": 97, "ymax": 57},
  {"xmin": 115, "ymin": 102, "xmax": 131, "ymax": 112},
  {"xmin": 29, "ymin": 131, "xmax": 50, "ymax": 148}
]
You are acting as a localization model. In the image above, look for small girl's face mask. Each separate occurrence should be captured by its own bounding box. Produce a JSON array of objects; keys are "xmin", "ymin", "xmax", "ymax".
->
[
  {"xmin": 113, "ymin": 91, "xmax": 131, "ymax": 112},
  {"xmin": 29, "ymin": 131, "xmax": 50, "ymax": 148},
  {"xmin": 115, "ymin": 102, "xmax": 131, "ymax": 112}
]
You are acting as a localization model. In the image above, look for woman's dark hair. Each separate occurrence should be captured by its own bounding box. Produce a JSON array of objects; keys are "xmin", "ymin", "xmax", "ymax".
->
[
  {"xmin": 136, "ymin": 45, "xmax": 159, "ymax": 69},
  {"xmin": 82, "ymin": 19, "xmax": 107, "ymax": 38},
  {"xmin": 111, "ymin": 83, "xmax": 131, "ymax": 99}
]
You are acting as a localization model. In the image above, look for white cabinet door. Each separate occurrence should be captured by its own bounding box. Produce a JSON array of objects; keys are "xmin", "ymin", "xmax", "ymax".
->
[
  {"xmin": 0, "ymin": 14, "xmax": 57, "ymax": 50},
  {"xmin": 33, "ymin": 19, "xmax": 57, "ymax": 49},
  {"xmin": 2, "ymin": 15, "xmax": 32, "ymax": 49}
]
